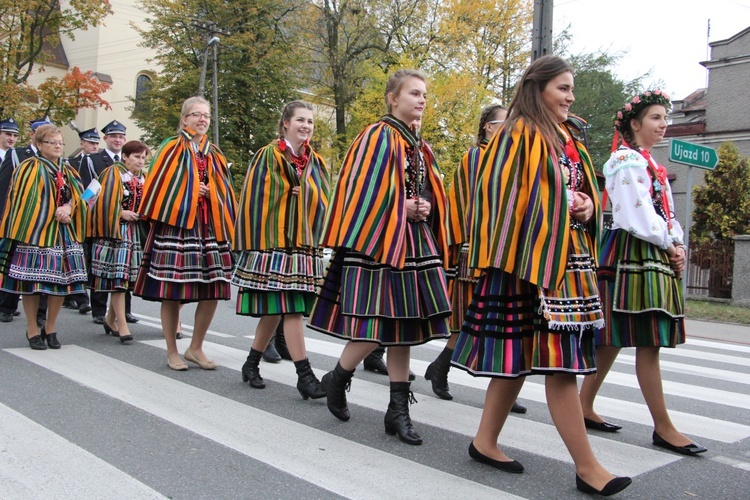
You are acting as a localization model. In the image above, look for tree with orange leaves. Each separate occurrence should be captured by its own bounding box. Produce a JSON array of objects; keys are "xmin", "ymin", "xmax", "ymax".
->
[{"xmin": 0, "ymin": 1, "xmax": 112, "ymax": 131}]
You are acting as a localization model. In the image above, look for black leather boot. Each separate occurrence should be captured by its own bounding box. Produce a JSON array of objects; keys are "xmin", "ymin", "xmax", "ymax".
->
[
  {"xmin": 320, "ymin": 362, "xmax": 354, "ymax": 421},
  {"xmin": 274, "ymin": 324, "xmax": 292, "ymax": 360},
  {"xmin": 263, "ymin": 333, "xmax": 282, "ymax": 363},
  {"xmin": 294, "ymin": 358, "xmax": 326, "ymax": 400},
  {"xmin": 384, "ymin": 381, "xmax": 422, "ymax": 445},
  {"xmin": 424, "ymin": 347, "xmax": 453, "ymax": 400},
  {"xmin": 241, "ymin": 348, "xmax": 265, "ymax": 388},
  {"xmin": 363, "ymin": 345, "xmax": 388, "ymax": 374}
]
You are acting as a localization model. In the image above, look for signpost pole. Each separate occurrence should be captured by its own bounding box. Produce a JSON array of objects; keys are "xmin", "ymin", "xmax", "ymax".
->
[
  {"xmin": 684, "ymin": 166, "xmax": 693, "ymax": 297},
  {"xmin": 668, "ymin": 138, "xmax": 719, "ymax": 298}
]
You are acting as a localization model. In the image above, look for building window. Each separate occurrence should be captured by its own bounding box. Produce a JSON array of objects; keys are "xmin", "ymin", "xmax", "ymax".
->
[{"xmin": 134, "ymin": 74, "xmax": 152, "ymax": 113}]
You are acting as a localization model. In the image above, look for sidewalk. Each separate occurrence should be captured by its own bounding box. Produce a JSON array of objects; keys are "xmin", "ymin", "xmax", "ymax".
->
[{"xmin": 687, "ymin": 319, "xmax": 750, "ymax": 345}]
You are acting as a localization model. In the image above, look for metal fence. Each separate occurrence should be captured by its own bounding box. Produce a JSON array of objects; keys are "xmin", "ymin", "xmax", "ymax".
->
[{"xmin": 686, "ymin": 240, "xmax": 735, "ymax": 299}]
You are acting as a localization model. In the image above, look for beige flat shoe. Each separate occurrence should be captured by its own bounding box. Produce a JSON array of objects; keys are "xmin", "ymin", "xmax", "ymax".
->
[
  {"xmin": 167, "ymin": 357, "xmax": 188, "ymax": 371},
  {"xmin": 184, "ymin": 348, "xmax": 218, "ymax": 370}
]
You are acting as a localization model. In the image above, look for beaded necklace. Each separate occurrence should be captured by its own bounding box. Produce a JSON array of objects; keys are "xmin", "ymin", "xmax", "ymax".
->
[{"xmin": 192, "ymin": 141, "xmax": 209, "ymax": 223}]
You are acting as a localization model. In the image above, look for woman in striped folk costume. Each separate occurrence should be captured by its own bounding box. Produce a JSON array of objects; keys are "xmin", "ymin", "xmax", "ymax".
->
[
  {"xmin": 578, "ymin": 91, "xmax": 707, "ymax": 455},
  {"xmin": 0, "ymin": 124, "xmax": 87, "ymax": 350},
  {"xmin": 424, "ymin": 104, "xmax": 523, "ymax": 415},
  {"xmin": 451, "ymin": 56, "xmax": 631, "ymax": 495},
  {"xmin": 233, "ymin": 100, "xmax": 330, "ymax": 400},
  {"xmin": 134, "ymin": 96, "xmax": 237, "ymax": 371},
  {"xmin": 309, "ymin": 69, "xmax": 451, "ymax": 445},
  {"xmin": 88, "ymin": 140, "xmax": 149, "ymax": 344}
]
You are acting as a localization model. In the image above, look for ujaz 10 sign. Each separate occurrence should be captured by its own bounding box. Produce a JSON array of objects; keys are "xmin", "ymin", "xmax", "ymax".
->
[{"xmin": 669, "ymin": 139, "xmax": 719, "ymax": 170}]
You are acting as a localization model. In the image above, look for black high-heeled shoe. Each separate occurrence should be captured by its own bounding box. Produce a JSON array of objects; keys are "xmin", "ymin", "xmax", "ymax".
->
[
  {"xmin": 41, "ymin": 327, "xmax": 61, "ymax": 349},
  {"xmin": 103, "ymin": 322, "xmax": 119, "ymax": 337},
  {"xmin": 576, "ymin": 475, "xmax": 632, "ymax": 496},
  {"xmin": 118, "ymin": 333, "xmax": 134, "ymax": 344},
  {"xmin": 26, "ymin": 331, "xmax": 47, "ymax": 350}
]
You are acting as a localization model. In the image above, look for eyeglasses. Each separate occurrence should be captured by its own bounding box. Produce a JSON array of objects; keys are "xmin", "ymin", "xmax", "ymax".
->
[
  {"xmin": 42, "ymin": 140, "xmax": 65, "ymax": 146},
  {"xmin": 487, "ymin": 120, "xmax": 505, "ymax": 125},
  {"xmin": 186, "ymin": 112, "xmax": 211, "ymax": 119}
]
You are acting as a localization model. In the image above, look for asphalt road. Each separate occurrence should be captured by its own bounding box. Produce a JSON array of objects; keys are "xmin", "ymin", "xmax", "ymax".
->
[{"xmin": 1, "ymin": 295, "xmax": 748, "ymax": 499}]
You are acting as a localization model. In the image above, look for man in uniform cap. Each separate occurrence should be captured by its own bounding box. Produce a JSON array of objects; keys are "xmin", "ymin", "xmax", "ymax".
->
[
  {"xmin": 0, "ymin": 118, "xmax": 19, "ymax": 163},
  {"xmin": 0, "ymin": 116, "xmax": 52, "ymax": 323},
  {"xmin": 78, "ymin": 119, "xmax": 139, "ymax": 324}
]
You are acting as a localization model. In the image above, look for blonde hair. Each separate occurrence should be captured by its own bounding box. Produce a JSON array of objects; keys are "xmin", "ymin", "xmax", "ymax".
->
[
  {"xmin": 177, "ymin": 96, "xmax": 211, "ymax": 133},
  {"xmin": 384, "ymin": 69, "xmax": 427, "ymax": 114},
  {"xmin": 33, "ymin": 124, "xmax": 63, "ymax": 148}
]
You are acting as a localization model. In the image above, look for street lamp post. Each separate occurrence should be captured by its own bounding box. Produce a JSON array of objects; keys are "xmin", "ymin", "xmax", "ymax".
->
[
  {"xmin": 197, "ymin": 35, "xmax": 220, "ymax": 97},
  {"xmin": 211, "ymin": 40, "xmax": 219, "ymax": 146},
  {"xmin": 196, "ymin": 35, "xmax": 220, "ymax": 146}
]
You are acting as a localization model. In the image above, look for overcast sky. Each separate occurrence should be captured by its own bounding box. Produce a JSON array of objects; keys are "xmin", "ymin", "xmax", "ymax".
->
[{"xmin": 554, "ymin": 0, "xmax": 750, "ymax": 100}]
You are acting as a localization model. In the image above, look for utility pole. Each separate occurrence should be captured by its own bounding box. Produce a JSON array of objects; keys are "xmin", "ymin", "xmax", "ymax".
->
[
  {"xmin": 531, "ymin": 0, "xmax": 553, "ymax": 61},
  {"xmin": 211, "ymin": 39, "xmax": 219, "ymax": 146},
  {"xmin": 195, "ymin": 21, "xmax": 222, "ymax": 146}
]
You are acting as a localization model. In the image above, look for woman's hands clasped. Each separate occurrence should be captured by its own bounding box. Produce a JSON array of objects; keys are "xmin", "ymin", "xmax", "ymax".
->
[
  {"xmin": 668, "ymin": 244, "xmax": 686, "ymax": 280},
  {"xmin": 406, "ymin": 197, "xmax": 431, "ymax": 222},
  {"xmin": 121, "ymin": 210, "xmax": 140, "ymax": 222},
  {"xmin": 55, "ymin": 205, "xmax": 72, "ymax": 225},
  {"xmin": 570, "ymin": 191, "xmax": 594, "ymax": 223}
]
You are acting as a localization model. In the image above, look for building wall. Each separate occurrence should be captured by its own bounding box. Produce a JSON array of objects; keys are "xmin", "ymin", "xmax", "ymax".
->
[
  {"xmin": 654, "ymin": 26, "xmax": 750, "ymax": 246},
  {"xmin": 46, "ymin": 1, "xmax": 160, "ymax": 155}
]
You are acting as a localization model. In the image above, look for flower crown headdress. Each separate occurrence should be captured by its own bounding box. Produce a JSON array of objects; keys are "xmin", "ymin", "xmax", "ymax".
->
[{"xmin": 613, "ymin": 89, "xmax": 671, "ymax": 132}]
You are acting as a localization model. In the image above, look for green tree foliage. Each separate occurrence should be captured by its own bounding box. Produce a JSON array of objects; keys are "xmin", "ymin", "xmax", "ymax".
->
[
  {"xmin": 436, "ymin": 0, "xmax": 531, "ymax": 105},
  {"xmin": 565, "ymin": 51, "xmax": 641, "ymax": 170},
  {"xmin": 0, "ymin": 0, "xmax": 112, "ymax": 130},
  {"xmin": 691, "ymin": 142, "xmax": 750, "ymax": 245},
  {"xmin": 301, "ymin": 0, "xmax": 420, "ymax": 159},
  {"xmin": 133, "ymin": 0, "xmax": 303, "ymax": 184}
]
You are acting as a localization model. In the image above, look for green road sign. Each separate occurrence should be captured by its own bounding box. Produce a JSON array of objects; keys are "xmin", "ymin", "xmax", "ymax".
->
[{"xmin": 669, "ymin": 138, "xmax": 719, "ymax": 170}]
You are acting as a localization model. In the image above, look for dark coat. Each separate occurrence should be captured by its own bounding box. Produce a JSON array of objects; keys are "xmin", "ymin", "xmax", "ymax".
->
[
  {"xmin": 77, "ymin": 150, "xmax": 115, "ymax": 188},
  {"xmin": 0, "ymin": 144, "xmax": 36, "ymax": 219}
]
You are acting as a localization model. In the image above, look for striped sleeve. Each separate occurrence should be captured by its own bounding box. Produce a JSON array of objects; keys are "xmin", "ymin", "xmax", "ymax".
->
[
  {"xmin": 88, "ymin": 165, "xmax": 124, "ymax": 240},
  {"xmin": 139, "ymin": 136, "xmax": 199, "ymax": 230},
  {"xmin": 470, "ymin": 119, "xmax": 571, "ymax": 289},
  {"xmin": 321, "ymin": 123, "xmax": 407, "ymax": 268}
]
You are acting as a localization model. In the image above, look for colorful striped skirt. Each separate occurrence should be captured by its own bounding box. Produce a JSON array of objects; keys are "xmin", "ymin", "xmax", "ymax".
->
[
  {"xmin": 308, "ymin": 221, "xmax": 451, "ymax": 346},
  {"xmin": 133, "ymin": 215, "xmax": 233, "ymax": 303},
  {"xmin": 233, "ymin": 246, "xmax": 325, "ymax": 317},
  {"xmin": 451, "ymin": 228, "xmax": 602, "ymax": 378},
  {"xmin": 89, "ymin": 221, "xmax": 143, "ymax": 292},
  {"xmin": 0, "ymin": 226, "xmax": 87, "ymax": 296},
  {"xmin": 448, "ymin": 242, "xmax": 481, "ymax": 333},
  {"xmin": 596, "ymin": 227, "xmax": 685, "ymax": 348}
]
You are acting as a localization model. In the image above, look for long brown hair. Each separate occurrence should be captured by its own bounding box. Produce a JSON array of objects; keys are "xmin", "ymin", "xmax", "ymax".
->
[{"xmin": 506, "ymin": 55, "xmax": 573, "ymax": 153}]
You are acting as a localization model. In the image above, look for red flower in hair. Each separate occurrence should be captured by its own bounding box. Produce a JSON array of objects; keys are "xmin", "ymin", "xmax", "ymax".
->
[{"xmin": 278, "ymin": 140, "xmax": 286, "ymax": 152}]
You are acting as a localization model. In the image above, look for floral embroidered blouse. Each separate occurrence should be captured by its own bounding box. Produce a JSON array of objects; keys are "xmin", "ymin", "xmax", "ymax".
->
[{"xmin": 603, "ymin": 146, "xmax": 684, "ymax": 249}]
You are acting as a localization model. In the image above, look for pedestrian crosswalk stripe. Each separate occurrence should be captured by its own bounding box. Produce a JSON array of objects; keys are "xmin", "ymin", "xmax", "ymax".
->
[
  {"xmin": 659, "ymin": 345, "xmax": 749, "ymax": 367},
  {"xmin": 137, "ymin": 339, "xmax": 681, "ymax": 477},
  {"xmin": 687, "ymin": 338, "xmax": 750, "ymax": 354},
  {"xmin": 130, "ymin": 317, "xmax": 750, "ymax": 443},
  {"xmin": 598, "ymin": 371, "xmax": 750, "ymax": 410},
  {"xmin": 6, "ymin": 346, "xmax": 524, "ymax": 500},
  {"xmin": 251, "ymin": 336, "xmax": 750, "ymax": 443},
  {"xmin": 614, "ymin": 352, "xmax": 750, "ymax": 386},
  {"xmin": 0, "ymin": 402, "xmax": 165, "ymax": 499},
  {"xmin": 711, "ymin": 455, "xmax": 750, "ymax": 472}
]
